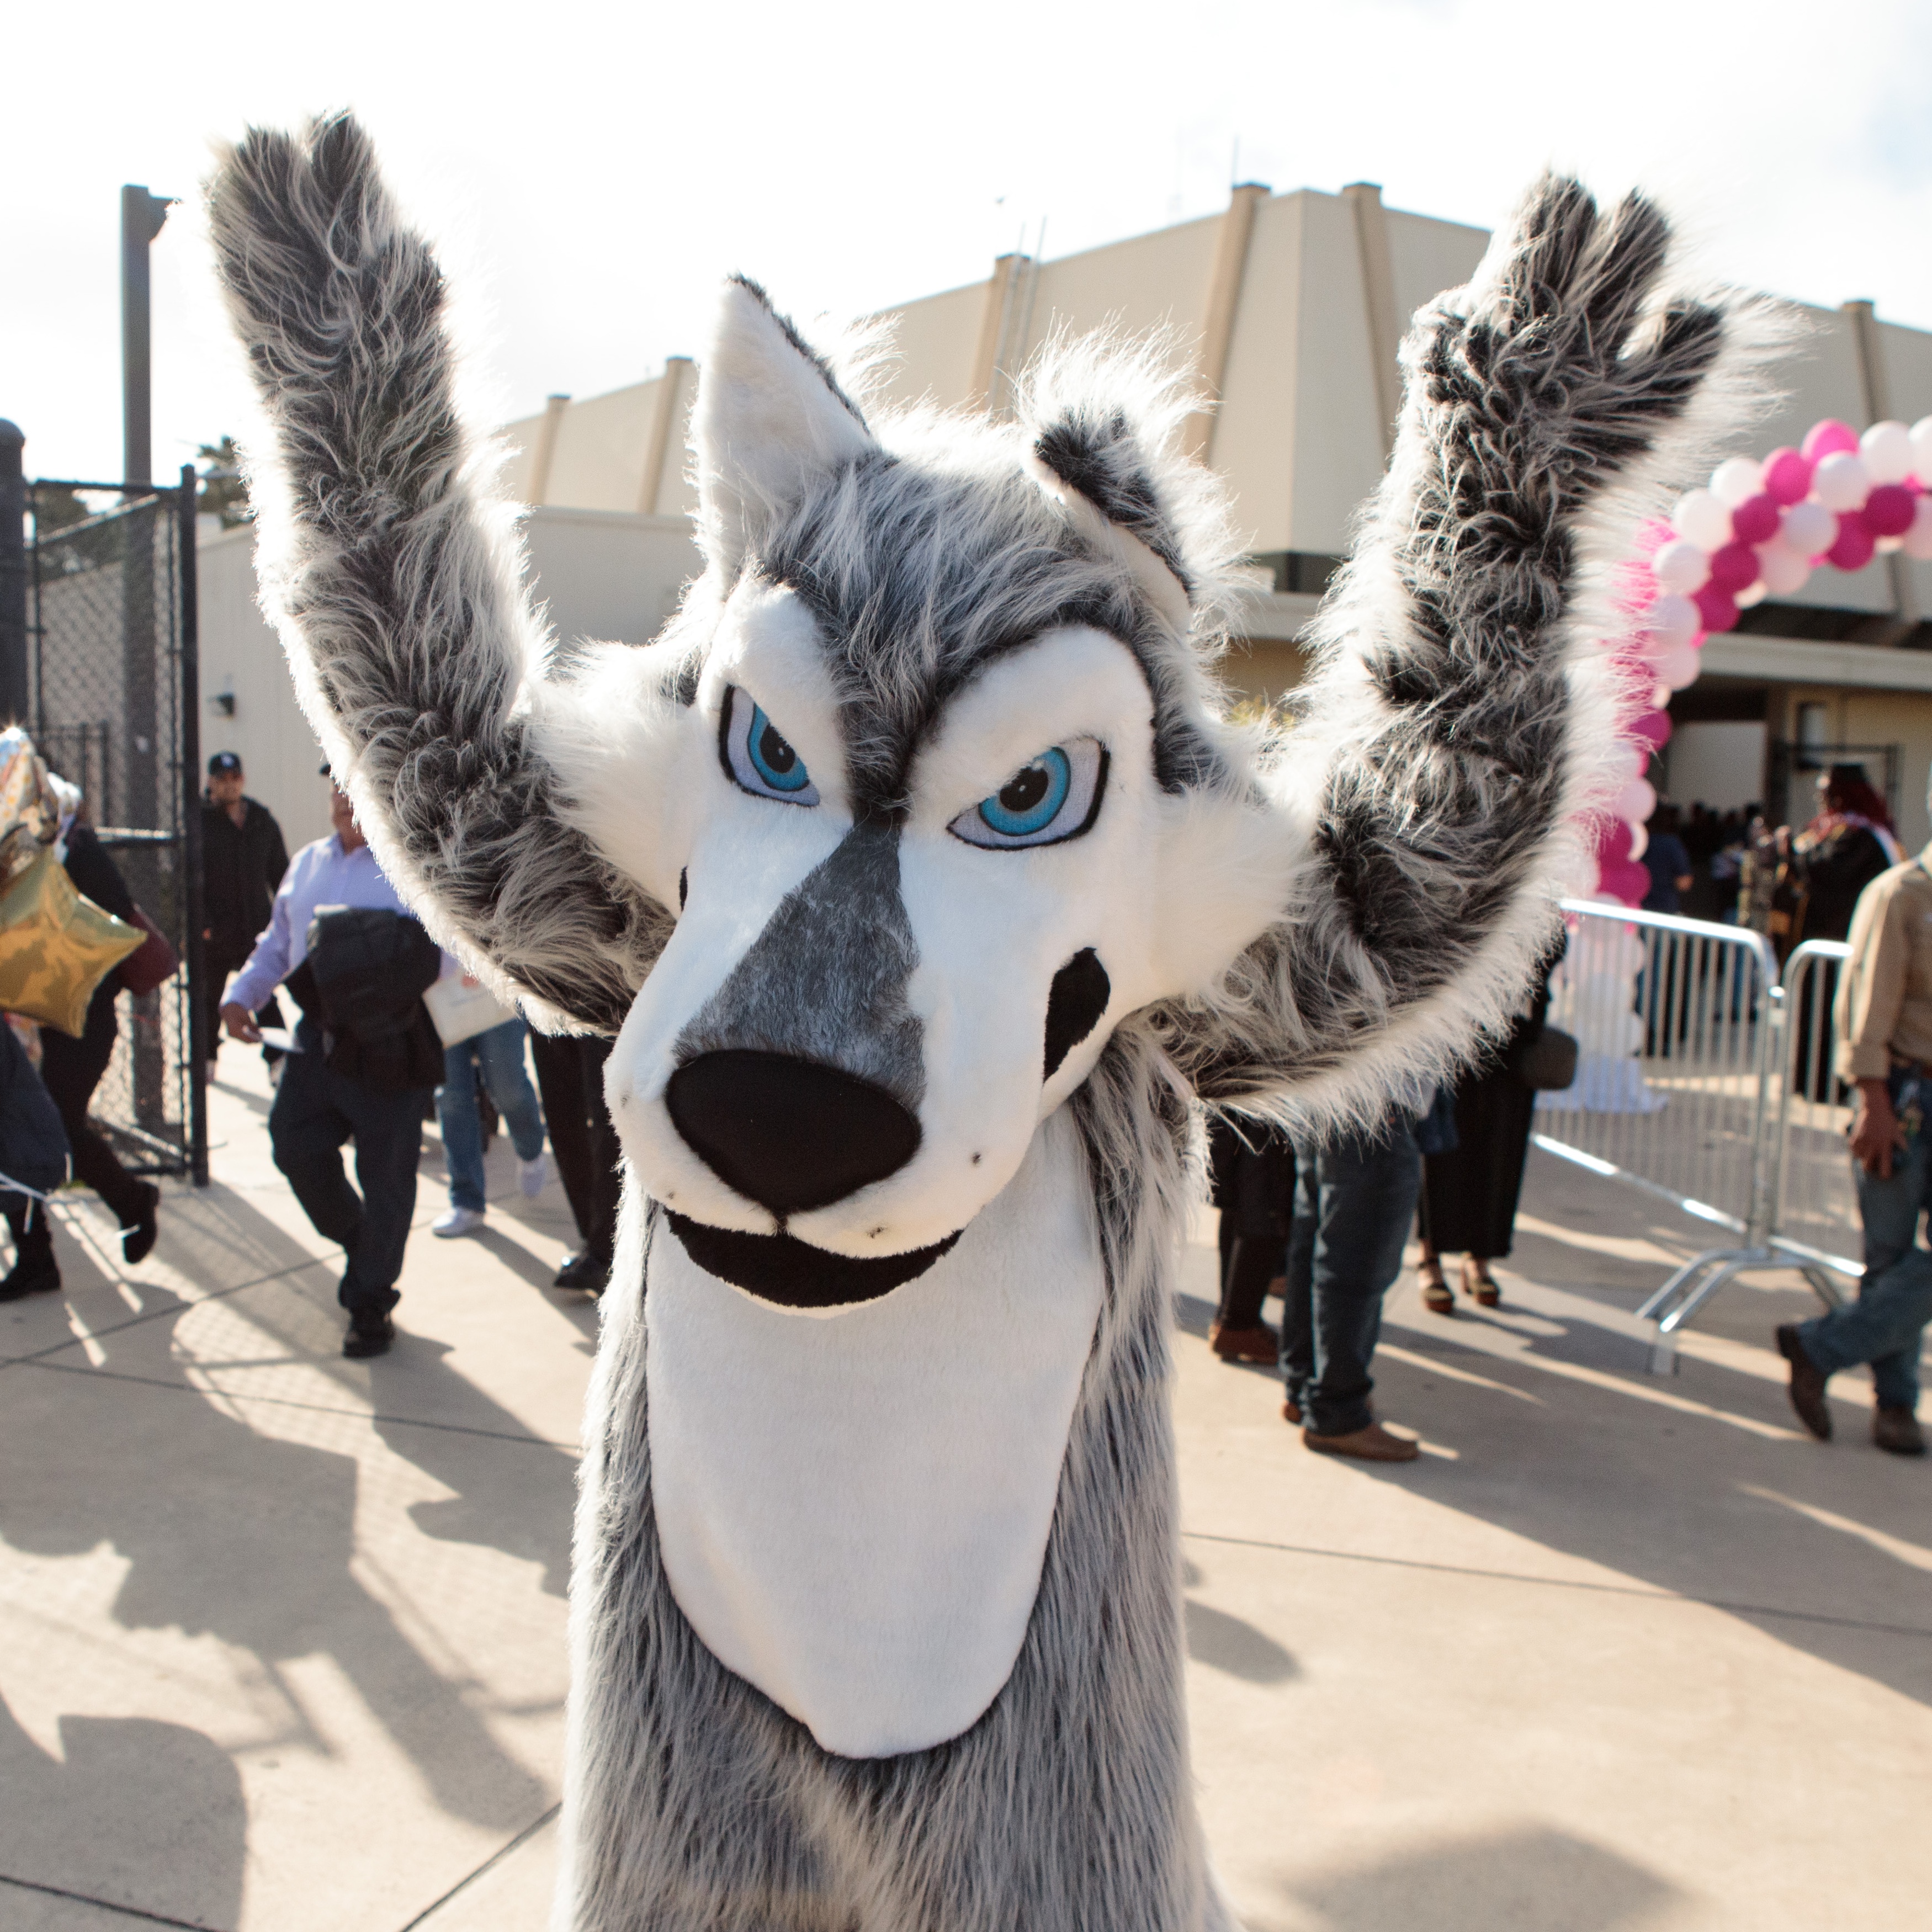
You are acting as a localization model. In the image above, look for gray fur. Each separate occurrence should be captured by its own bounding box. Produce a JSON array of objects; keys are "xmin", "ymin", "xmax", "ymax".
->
[
  {"xmin": 207, "ymin": 114, "xmax": 1778, "ymax": 1931},
  {"xmin": 677, "ymin": 821, "xmax": 924, "ymax": 1109}
]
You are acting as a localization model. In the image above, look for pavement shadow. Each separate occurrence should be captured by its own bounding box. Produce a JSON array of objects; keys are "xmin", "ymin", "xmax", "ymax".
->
[
  {"xmin": 365, "ymin": 1339, "xmax": 578, "ymax": 1599},
  {"xmin": 0, "ymin": 1689, "xmax": 245, "ymax": 1931},
  {"xmin": 1278, "ymin": 1823, "xmax": 1681, "ymax": 1932},
  {"xmin": 1185, "ymin": 1599, "xmax": 1299, "ymax": 1684},
  {"xmin": 1353, "ymin": 1303, "xmax": 1932, "ymax": 1710},
  {"xmin": 1, "ymin": 1177, "xmax": 564, "ymax": 1835}
]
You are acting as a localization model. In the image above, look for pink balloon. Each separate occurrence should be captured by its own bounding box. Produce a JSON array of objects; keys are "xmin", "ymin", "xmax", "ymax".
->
[
  {"xmin": 1864, "ymin": 482, "xmax": 1916, "ymax": 538},
  {"xmin": 1826, "ymin": 509, "xmax": 1876, "ymax": 571},
  {"xmin": 1705, "ymin": 540, "xmax": 1760, "ymax": 595},
  {"xmin": 1593, "ymin": 818, "xmax": 1635, "ymax": 864},
  {"xmin": 1761, "ymin": 447, "xmax": 1813, "ymax": 505},
  {"xmin": 1597, "ymin": 857, "xmax": 1650, "ymax": 906},
  {"xmin": 1630, "ymin": 709, "xmax": 1673, "ymax": 751},
  {"xmin": 1728, "ymin": 492, "xmax": 1781, "ymax": 544},
  {"xmin": 1693, "ymin": 584, "xmax": 1740, "ymax": 633},
  {"xmin": 1802, "ymin": 419, "xmax": 1861, "ymax": 462}
]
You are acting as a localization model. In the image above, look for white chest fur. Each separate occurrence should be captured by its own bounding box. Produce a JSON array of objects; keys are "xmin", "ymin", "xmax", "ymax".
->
[{"xmin": 645, "ymin": 1108, "xmax": 1104, "ymax": 1759}]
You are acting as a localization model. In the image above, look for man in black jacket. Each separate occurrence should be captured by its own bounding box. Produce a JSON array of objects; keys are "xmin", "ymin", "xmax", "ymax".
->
[{"xmin": 202, "ymin": 753, "xmax": 289, "ymax": 1077}]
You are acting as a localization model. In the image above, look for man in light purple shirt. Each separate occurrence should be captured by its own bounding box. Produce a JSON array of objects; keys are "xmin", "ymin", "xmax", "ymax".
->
[{"xmin": 224, "ymin": 778, "xmax": 437, "ymax": 1358}]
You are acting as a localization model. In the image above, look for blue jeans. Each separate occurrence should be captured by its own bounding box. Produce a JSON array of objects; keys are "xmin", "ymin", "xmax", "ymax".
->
[
  {"xmin": 1283, "ymin": 1121, "xmax": 1424, "ymax": 1436},
  {"xmin": 437, "ymin": 1019, "xmax": 546, "ymax": 1212},
  {"xmin": 1798, "ymin": 1133, "xmax": 1932, "ymax": 1411}
]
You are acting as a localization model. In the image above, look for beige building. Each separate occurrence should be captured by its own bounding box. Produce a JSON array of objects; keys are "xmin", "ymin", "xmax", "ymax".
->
[{"xmin": 209, "ymin": 181, "xmax": 1932, "ymax": 852}]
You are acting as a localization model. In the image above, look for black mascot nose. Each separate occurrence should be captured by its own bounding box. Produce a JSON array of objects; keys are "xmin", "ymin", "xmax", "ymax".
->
[{"xmin": 665, "ymin": 1050, "xmax": 921, "ymax": 1217}]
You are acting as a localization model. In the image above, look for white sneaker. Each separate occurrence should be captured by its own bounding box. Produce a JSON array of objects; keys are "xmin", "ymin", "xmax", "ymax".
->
[
  {"xmin": 518, "ymin": 1155, "xmax": 547, "ymax": 1198},
  {"xmin": 433, "ymin": 1206, "xmax": 486, "ymax": 1238}
]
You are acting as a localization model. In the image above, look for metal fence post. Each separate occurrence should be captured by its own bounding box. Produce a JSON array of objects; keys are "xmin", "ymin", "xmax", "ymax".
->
[
  {"xmin": 178, "ymin": 466, "xmax": 208, "ymax": 1186},
  {"xmin": 0, "ymin": 422, "xmax": 25, "ymax": 723}
]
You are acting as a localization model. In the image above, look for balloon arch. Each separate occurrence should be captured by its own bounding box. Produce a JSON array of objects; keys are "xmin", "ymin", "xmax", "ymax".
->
[{"xmin": 1590, "ymin": 415, "xmax": 1932, "ymax": 906}]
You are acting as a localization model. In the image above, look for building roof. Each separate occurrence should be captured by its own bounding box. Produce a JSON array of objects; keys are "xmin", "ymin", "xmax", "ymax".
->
[{"xmin": 499, "ymin": 181, "xmax": 1932, "ymax": 638}]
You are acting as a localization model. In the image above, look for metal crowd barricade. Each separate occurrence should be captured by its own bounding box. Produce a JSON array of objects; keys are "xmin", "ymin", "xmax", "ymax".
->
[
  {"xmin": 1532, "ymin": 899, "xmax": 1837, "ymax": 1372},
  {"xmin": 1765, "ymin": 938, "xmax": 1860, "ymax": 1291}
]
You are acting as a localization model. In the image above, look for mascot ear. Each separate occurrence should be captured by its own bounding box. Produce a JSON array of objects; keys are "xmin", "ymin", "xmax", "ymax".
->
[
  {"xmin": 694, "ymin": 276, "xmax": 877, "ymax": 572},
  {"xmin": 1023, "ymin": 395, "xmax": 1196, "ymax": 634}
]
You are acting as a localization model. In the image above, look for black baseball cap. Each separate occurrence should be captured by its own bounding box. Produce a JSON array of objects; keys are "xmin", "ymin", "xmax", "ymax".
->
[{"xmin": 208, "ymin": 751, "xmax": 241, "ymax": 776}]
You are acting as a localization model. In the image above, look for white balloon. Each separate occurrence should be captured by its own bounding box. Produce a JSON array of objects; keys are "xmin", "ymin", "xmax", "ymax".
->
[
  {"xmin": 1651, "ymin": 538, "xmax": 1710, "ymax": 593},
  {"xmin": 1616, "ymin": 776, "xmax": 1657, "ymax": 824},
  {"xmin": 1756, "ymin": 540, "xmax": 1811, "ymax": 596},
  {"xmin": 1877, "ymin": 535, "xmax": 1904, "ymax": 555},
  {"xmin": 1711, "ymin": 456, "xmax": 1763, "ymax": 506},
  {"xmin": 1812, "ymin": 450, "xmax": 1870, "ymax": 512},
  {"xmin": 1671, "ymin": 487, "xmax": 1732, "ymax": 549},
  {"xmin": 1782, "ymin": 500, "xmax": 1837, "ymax": 558},
  {"xmin": 1652, "ymin": 643, "xmax": 1701, "ymax": 689},
  {"xmin": 1647, "ymin": 592, "xmax": 1701, "ymax": 647},
  {"xmin": 1904, "ymin": 495, "xmax": 1932, "ymax": 562},
  {"xmin": 1735, "ymin": 580, "xmax": 1768, "ymax": 608},
  {"xmin": 1861, "ymin": 420, "xmax": 1913, "ymax": 484},
  {"xmin": 1626, "ymin": 822, "xmax": 1648, "ymax": 862},
  {"xmin": 1911, "ymin": 416, "xmax": 1932, "ymax": 484}
]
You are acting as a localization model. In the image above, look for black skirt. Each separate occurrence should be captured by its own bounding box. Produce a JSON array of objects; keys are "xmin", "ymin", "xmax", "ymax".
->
[{"xmin": 1418, "ymin": 1060, "xmax": 1537, "ymax": 1260}]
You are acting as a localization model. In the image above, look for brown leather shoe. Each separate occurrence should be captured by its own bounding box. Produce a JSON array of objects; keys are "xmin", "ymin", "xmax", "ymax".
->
[
  {"xmin": 1873, "ymin": 1406, "xmax": 1926, "ymax": 1456},
  {"xmin": 1281, "ymin": 1398, "xmax": 1302, "ymax": 1426},
  {"xmin": 1209, "ymin": 1320, "xmax": 1278, "ymax": 1365},
  {"xmin": 1775, "ymin": 1324, "xmax": 1832, "ymax": 1441},
  {"xmin": 1303, "ymin": 1420, "xmax": 1420, "ymax": 1463}
]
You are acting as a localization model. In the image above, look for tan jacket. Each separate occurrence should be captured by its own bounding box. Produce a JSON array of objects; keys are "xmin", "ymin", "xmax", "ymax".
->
[{"xmin": 1833, "ymin": 847, "xmax": 1932, "ymax": 1080}]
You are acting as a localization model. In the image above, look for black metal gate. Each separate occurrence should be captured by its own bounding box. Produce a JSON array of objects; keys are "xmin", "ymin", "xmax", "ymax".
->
[{"xmin": 25, "ymin": 471, "xmax": 205, "ymax": 1183}]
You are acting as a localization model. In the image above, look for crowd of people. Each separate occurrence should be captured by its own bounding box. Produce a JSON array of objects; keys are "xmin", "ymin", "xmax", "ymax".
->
[
  {"xmin": 1200, "ymin": 758, "xmax": 1927, "ymax": 1467},
  {"xmin": 0, "ymin": 744, "xmax": 622, "ymax": 1363},
  {"xmin": 0, "ymin": 733, "xmax": 1924, "ymax": 1451}
]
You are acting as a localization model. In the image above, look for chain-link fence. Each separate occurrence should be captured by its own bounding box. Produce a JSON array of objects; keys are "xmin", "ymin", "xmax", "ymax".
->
[{"xmin": 28, "ymin": 479, "xmax": 205, "ymax": 1180}]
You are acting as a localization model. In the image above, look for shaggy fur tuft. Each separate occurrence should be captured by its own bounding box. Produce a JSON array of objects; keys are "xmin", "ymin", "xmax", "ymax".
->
[{"xmin": 208, "ymin": 116, "xmax": 1780, "ymax": 1931}]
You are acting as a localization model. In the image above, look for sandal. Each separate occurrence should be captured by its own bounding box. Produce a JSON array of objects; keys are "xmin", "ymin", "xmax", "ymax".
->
[
  {"xmin": 1461, "ymin": 1257, "xmax": 1500, "ymax": 1308},
  {"xmin": 1418, "ymin": 1256, "xmax": 1453, "ymax": 1316}
]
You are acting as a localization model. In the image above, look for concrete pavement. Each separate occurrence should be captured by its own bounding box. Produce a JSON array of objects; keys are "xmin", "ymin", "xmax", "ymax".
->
[{"xmin": 0, "ymin": 1055, "xmax": 1925, "ymax": 1929}]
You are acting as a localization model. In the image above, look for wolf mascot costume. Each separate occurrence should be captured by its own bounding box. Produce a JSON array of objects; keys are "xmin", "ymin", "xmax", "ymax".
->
[{"xmin": 210, "ymin": 116, "xmax": 1765, "ymax": 1930}]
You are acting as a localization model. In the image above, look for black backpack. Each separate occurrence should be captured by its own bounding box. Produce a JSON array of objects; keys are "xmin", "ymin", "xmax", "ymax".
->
[{"xmin": 294, "ymin": 905, "xmax": 444, "ymax": 1094}]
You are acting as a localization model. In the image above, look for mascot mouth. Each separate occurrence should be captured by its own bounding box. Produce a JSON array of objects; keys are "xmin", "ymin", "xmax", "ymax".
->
[{"xmin": 665, "ymin": 1213, "xmax": 963, "ymax": 1309}]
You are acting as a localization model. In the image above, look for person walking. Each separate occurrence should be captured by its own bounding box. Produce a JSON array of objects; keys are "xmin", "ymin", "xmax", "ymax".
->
[
  {"xmin": 1282, "ymin": 1107, "xmax": 1427, "ymax": 1462},
  {"xmin": 200, "ymin": 753, "xmax": 289, "ymax": 1079},
  {"xmin": 222, "ymin": 776, "xmax": 441, "ymax": 1358},
  {"xmin": 40, "ymin": 816, "xmax": 162, "ymax": 1262},
  {"xmin": 1206, "ymin": 1117, "xmax": 1293, "ymax": 1363},
  {"xmin": 0, "ymin": 1021, "xmax": 72, "ymax": 1302},
  {"xmin": 1416, "ymin": 966, "xmax": 1553, "ymax": 1313},
  {"xmin": 528, "ymin": 1033, "xmax": 622, "ymax": 1292},
  {"xmin": 432, "ymin": 990, "xmax": 548, "ymax": 1238},
  {"xmin": 1777, "ymin": 836, "xmax": 1932, "ymax": 1456}
]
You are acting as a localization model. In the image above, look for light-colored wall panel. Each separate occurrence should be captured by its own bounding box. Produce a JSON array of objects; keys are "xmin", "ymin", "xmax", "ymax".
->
[
  {"xmin": 878, "ymin": 282, "xmax": 988, "ymax": 412},
  {"xmin": 1212, "ymin": 193, "xmax": 1305, "ymax": 554},
  {"xmin": 1288, "ymin": 192, "xmax": 1389, "ymax": 555}
]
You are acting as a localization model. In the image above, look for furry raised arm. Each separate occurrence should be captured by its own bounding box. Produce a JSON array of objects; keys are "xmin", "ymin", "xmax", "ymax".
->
[
  {"xmin": 208, "ymin": 112, "xmax": 672, "ymax": 1031},
  {"xmin": 1158, "ymin": 176, "xmax": 1777, "ymax": 1131}
]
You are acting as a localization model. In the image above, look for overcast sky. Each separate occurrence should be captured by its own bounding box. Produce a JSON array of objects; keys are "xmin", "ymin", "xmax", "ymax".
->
[{"xmin": 7, "ymin": 0, "xmax": 1930, "ymax": 485}]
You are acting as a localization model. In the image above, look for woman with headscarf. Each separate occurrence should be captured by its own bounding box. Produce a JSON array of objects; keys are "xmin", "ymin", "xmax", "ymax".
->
[{"xmin": 1778, "ymin": 765, "xmax": 1902, "ymax": 1100}]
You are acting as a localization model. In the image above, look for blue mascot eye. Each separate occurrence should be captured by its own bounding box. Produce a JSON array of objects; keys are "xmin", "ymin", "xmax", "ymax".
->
[
  {"xmin": 948, "ymin": 739, "xmax": 1107, "ymax": 851},
  {"xmin": 980, "ymin": 749, "xmax": 1069, "ymax": 836},
  {"xmin": 721, "ymin": 687, "xmax": 820, "ymax": 806}
]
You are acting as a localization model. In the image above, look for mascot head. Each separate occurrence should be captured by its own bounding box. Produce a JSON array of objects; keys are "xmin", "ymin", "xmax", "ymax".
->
[{"xmin": 537, "ymin": 278, "xmax": 1292, "ymax": 1309}]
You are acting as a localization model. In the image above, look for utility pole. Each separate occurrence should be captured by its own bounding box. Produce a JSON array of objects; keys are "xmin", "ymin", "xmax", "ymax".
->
[
  {"xmin": 121, "ymin": 185, "xmax": 172, "ymax": 490},
  {"xmin": 0, "ymin": 421, "xmax": 25, "ymax": 723}
]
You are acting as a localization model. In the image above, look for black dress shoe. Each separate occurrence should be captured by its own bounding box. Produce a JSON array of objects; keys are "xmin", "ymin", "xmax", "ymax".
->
[
  {"xmin": 0, "ymin": 1252, "xmax": 61, "ymax": 1302},
  {"xmin": 554, "ymin": 1250, "xmax": 611, "ymax": 1294},
  {"xmin": 120, "ymin": 1181, "xmax": 161, "ymax": 1266},
  {"xmin": 342, "ymin": 1309, "xmax": 396, "ymax": 1358},
  {"xmin": 1873, "ymin": 1406, "xmax": 1926, "ymax": 1456},
  {"xmin": 1776, "ymin": 1324, "xmax": 1832, "ymax": 1440}
]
